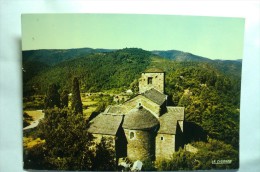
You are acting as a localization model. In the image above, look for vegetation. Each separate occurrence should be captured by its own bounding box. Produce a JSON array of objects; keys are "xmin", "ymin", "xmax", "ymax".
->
[
  {"xmin": 147, "ymin": 57, "xmax": 240, "ymax": 149},
  {"xmin": 23, "ymin": 95, "xmax": 45, "ymax": 110},
  {"xmin": 23, "ymin": 48, "xmax": 152, "ymax": 95},
  {"xmin": 44, "ymin": 84, "xmax": 60, "ymax": 109},
  {"xmin": 24, "ymin": 80, "xmax": 118, "ymax": 170},
  {"xmin": 60, "ymin": 89, "xmax": 69, "ymax": 108},
  {"xmin": 23, "ymin": 112, "xmax": 33, "ymax": 127},
  {"xmin": 92, "ymin": 137, "xmax": 117, "ymax": 171},
  {"xmin": 157, "ymin": 139, "xmax": 238, "ymax": 170},
  {"xmin": 24, "ymin": 108, "xmax": 95, "ymax": 170}
]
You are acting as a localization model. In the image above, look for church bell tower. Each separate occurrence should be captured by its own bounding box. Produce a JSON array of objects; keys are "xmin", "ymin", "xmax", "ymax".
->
[{"xmin": 139, "ymin": 68, "xmax": 165, "ymax": 94}]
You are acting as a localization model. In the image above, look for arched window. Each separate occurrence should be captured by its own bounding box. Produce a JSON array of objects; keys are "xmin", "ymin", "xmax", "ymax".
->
[{"xmin": 130, "ymin": 131, "xmax": 135, "ymax": 139}]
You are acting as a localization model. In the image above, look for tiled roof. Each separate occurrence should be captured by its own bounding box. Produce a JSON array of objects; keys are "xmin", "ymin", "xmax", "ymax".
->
[
  {"xmin": 142, "ymin": 88, "xmax": 166, "ymax": 105},
  {"xmin": 88, "ymin": 114, "xmax": 123, "ymax": 135},
  {"xmin": 167, "ymin": 107, "xmax": 185, "ymax": 120},
  {"xmin": 123, "ymin": 106, "xmax": 159, "ymax": 130},
  {"xmin": 158, "ymin": 107, "xmax": 184, "ymax": 134},
  {"xmin": 105, "ymin": 105, "xmax": 128, "ymax": 114}
]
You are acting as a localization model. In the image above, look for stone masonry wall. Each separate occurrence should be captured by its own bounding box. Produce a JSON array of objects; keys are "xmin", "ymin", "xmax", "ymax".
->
[
  {"xmin": 139, "ymin": 72, "xmax": 164, "ymax": 93},
  {"xmin": 124, "ymin": 129, "xmax": 155, "ymax": 161},
  {"xmin": 156, "ymin": 134, "xmax": 175, "ymax": 161},
  {"xmin": 123, "ymin": 95, "xmax": 161, "ymax": 117}
]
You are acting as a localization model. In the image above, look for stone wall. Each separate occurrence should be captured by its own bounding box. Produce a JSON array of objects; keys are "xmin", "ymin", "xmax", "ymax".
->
[
  {"xmin": 155, "ymin": 134, "xmax": 175, "ymax": 160},
  {"xmin": 124, "ymin": 129, "xmax": 155, "ymax": 161},
  {"xmin": 139, "ymin": 72, "xmax": 164, "ymax": 93},
  {"xmin": 123, "ymin": 95, "xmax": 161, "ymax": 117}
]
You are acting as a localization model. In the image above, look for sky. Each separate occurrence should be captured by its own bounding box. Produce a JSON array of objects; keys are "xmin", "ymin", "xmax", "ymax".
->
[{"xmin": 22, "ymin": 14, "xmax": 245, "ymax": 60}]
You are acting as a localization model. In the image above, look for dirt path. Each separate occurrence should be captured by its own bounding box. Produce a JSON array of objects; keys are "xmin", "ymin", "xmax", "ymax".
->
[{"xmin": 23, "ymin": 110, "xmax": 44, "ymax": 130}]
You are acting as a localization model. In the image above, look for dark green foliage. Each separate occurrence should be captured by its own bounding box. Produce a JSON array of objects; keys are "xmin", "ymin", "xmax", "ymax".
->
[
  {"xmin": 60, "ymin": 90, "xmax": 69, "ymax": 108},
  {"xmin": 71, "ymin": 77, "xmax": 83, "ymax": 114},
  {"xmin": 129, "ymin": 79, "xmax": 139, "ymax": 93},
  {"xmin": 44, "ymin": 84, "xmax": 60, "ymax": 109},
  {"xmin": 89, "ymin": 101, "xmax": 107, "ymax": 121},
  {"xmin": 22, "ymin": 48, "xmax": 114, "ymax": 67},
  {"xmin": 92, "ymin": 137, "xmax": 117, "ymax": 171},
  {"xmin": 23, "ymin": 112, "xmax": 33, "ymax": 127},
  {"xmin": 23, "ymin": 142, "xmax": 46, "ymax": 169},
  {"xmin": 23, "ymin": 95, "xmax": 45, "ymax": 110},
  {"xmin": 157, "ymin": 139, "xmax": 238, "ymax": 171},
  {"xmin": 142, "ymin": 158, "xmax": 157, "ymax": 171},
  {"xmin": 30, "ymin": 108, "xmax": 95, "ymax": 170},
  {"xmin": 150, "ymin": 59, "xmax": 240, "ymax": 149},
  {"xmin": 184, "ymin": 122, "xmax": 207, "ymax": 143},
  {"xmin": 24, "ymin": 48, "xmax": 151, "ymax": 94}
]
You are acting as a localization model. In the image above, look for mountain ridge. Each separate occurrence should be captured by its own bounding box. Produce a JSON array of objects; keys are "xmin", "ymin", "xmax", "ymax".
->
[{"xmin": 23, "ymin": 47, "xmax": 241, "ymax": 65}]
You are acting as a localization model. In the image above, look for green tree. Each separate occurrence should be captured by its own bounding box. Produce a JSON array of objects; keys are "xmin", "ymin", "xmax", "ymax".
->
[
  {"xmin": 157, "ymin": 139, "xmax": 238, "ymax": 171},
  {"xmin": 44, "ymin": 84, "xmax": 60, "ymax": 109},
  {"xmin": 130, "ymin": 79, "xmax": 139, "ymax": 93},
  {"xmin": 60, "ymin": 90, "xmax": 69, "ymax": 108},
  {"xmin": 92, "ymin": 137, "xmax": 117, "ymax": 171},
  {"xmin": 23, "ymin": 141, "xmax": 46, "ymax": 170},
  {"xmin": 71, "ymin": 77, "xmax": 83, "ymax": 114},
  {"xmin": 35, "ymin": 108, "xmax": 95, "ymax": 170},
  {"xmin": 142, "ymin": 157, "xmax": 157, "ymax": 171},
  {"xmin": 88, "ymin": 101, "xmax": 107, "ymax": 121}
]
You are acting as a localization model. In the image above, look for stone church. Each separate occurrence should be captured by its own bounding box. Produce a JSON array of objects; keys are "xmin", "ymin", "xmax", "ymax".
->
[{"xmin": 87, "ymin": 68, "xmax": 185, "ymax": 162}]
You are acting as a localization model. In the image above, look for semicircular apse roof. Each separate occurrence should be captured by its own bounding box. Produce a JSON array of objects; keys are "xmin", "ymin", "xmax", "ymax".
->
[{"xmin": 123, "ymin": 106, "xmax": 159, "ymax": 130}]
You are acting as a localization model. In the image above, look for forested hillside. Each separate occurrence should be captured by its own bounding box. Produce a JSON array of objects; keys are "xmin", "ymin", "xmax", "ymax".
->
[
  {"xmin": 150, "ymin": 57, "xmax": 240, "ymax": 148},
  {"xmin": 22, "ymin": 48, "xmax": 114, "ymax": 83},
  {"xmin": 23, "ymin": 48, "xmax": 152, "ymax": 96}
]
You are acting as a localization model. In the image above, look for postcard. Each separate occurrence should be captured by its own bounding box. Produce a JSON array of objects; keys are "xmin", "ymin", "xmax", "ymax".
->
[{"xmin": 22, "ymin": 14, "xmax": 244, "ymax": 171}]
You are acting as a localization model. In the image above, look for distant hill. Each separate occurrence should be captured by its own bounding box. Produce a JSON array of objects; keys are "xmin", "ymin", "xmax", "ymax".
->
[
  {"xmin": 22, "ymin": 48, "xmax": 115, "ymax": 66},
  {"xmin": 152, "ymin": 50, "xmax": 241, "ymax": 77},
  {"xmin": 152, "ymin": 50, "xmax": 212, "ymax": 62},
  {"xmin": 22, "ymin": 48, "xmax": 116, "ymax": 83}
]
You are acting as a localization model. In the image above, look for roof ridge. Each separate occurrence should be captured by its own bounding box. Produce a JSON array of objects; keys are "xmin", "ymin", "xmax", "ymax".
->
[{"xmin": 142, "ymin": 88, "xmax": 167, "ymax": 105}]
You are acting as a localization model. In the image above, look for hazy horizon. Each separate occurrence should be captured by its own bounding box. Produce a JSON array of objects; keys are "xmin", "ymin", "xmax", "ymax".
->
[{"xmin": 22, "ymin": 14, "xmax": 245, "ymax": 60}]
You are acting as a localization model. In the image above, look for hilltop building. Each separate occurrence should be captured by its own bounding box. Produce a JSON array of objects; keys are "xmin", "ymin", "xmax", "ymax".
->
[{"xmin": 87, "ymin": 68, "xmax": 185, "ymax": 161}]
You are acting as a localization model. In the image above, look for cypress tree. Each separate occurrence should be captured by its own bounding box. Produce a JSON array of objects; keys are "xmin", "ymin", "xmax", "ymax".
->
[
  {"xmin": 44, "ymin": 84, "xmax": 60, "ymax": 109},
  {"xmin": 71, "ymin": 77, "xmax": 83, "ymax": 114},
  {"xmin": 60, "ymin": 90, "xmax": 69, "ymax": 108}
]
